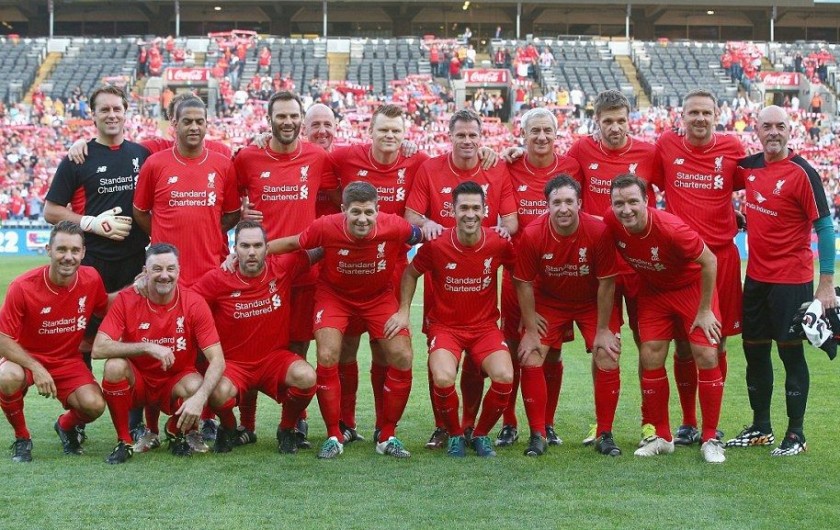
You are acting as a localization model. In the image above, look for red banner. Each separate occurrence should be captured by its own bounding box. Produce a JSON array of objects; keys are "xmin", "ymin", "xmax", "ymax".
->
[
  {"xmin": 759, "ymin": 72, "xmax": 800, "ymax": 88},
  {"xmin": 164, "ymin": 68, "xmax": 211, "ymax": 84},
  {"xmin": 462, "ymin": 69, "xmax": 510, "ymax": 86}
]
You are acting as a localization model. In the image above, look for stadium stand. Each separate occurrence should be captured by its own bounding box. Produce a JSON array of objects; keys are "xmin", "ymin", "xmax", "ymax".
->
[
  {"xmin": 40, "ymin": 38, "xmax": 136, "ymax": 102},
  {"xmin": 1, "ymin": 37, "xmax": 47, "ymax": 105},
  {"xmin": 347, "ymin": 38, "xmax": 426, "ymax": 95}
]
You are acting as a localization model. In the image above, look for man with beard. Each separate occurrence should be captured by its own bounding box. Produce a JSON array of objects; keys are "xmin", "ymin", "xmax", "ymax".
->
[{"xmin": 234, "ymin": 91, "xmax": 337, "ymax": 449}]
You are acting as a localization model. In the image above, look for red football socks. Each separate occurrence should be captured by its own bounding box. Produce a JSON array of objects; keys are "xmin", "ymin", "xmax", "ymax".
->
[
  {"xmin": 641, "ymin": 367, "xmax": 672, "ymax": 441},
  {"xmin": 473, "ymin": 381, "xmax": 513, "ymax": 437},
  {"xmin": 432, "ymin": 384, "xmax": 463, "ymax": 436},
  {"xmin": 280, "ymin": 385, "xmax": 317, "ymax": 430},
  {"xmin": 594, "ymin": 367, "xmax": 620, "ymax": 435},
  {"xmin": 0, "ymin": 389, "xmax": 30, "ymax": 440},
  {"xmin": 698, "ymin": 366, "xmax": 724, "ymax": 442},
  {"xmin": 379, "ymin": 367, "xmax": 412, "ymax": 441},
  {"xmin": 102, "ymin": 379, "xmax": 132, "ymax": 443},
  {"xmin": 520, "ymin": 366, "xmax": 547, "ymax": 437},
  {"xmin": 315, "ymin": 364, "xmax": 343, "ymax": 439},
  {"xmin": 673, "ymin": 355, "xmax": 698, "ymax": 427},
  {"xmin": 338, "ymin": 361, "xmax": 359, "ymax": 429}
]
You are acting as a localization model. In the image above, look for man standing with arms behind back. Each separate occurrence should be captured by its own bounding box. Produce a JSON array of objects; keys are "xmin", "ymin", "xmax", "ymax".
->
[{"xmin": 727, "ymin": 105, "xmax": 835, "ymax": 456}]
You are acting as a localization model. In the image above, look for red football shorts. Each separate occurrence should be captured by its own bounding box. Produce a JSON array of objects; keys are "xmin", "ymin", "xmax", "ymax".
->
[
  {"xmin": 9, "ymin": 357, "xmax": 97, "ymax": 410},
  {"xmin": 615, "ymin": 272, "xmax": 640, "ymax": 333},
  {"xmin": 501, "ymin": 273, "xmax": 574, "ymax": 348},
  {"xmin": 427, "ymin": 324, "xmax": 509, "ymax": 367},
  {"xmin": 129, "ymin": 364, "xmax": 197, "ymax": 415},
  {"xmin": 530, "ymin": 298, "xmax": 622, "ymax": 351},
  {"xmin": 713, "ymin": 242, "xmax": 743, "ymax": 337},
  {"xmin": 313, "ymin": 287, "xmax": 409, "ymax": 340},
  {"xmin": 290, "ymin": 283, "xmax": 316, "ymax": 343},
  {"xmin": 637, "ymin": 281, "xmax": 721, "ymax": 348},
  {"xmin": 223, "ymin": 349, "xmax": 302, "ymax": 401}
]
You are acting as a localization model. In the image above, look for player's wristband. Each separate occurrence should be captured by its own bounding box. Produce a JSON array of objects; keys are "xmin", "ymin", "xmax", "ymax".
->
[{"xmin": 814, "ymin": 215, "xmax": 835, "ymax": 275}]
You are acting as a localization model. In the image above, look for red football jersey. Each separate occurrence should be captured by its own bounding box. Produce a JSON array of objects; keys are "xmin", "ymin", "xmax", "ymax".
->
[
  {"xmin": 299, "ymin": 212, "xmax": 417, "ymax": 301},
  {"xmin": 0, "ymin": 266, "xmax": 107, "ymax": 370},
  {"xmin": 568, "ymin": 135, "xmax": 659, "ymax": 216},
  {"xmin": 192, "ymin": 253, "xmax": 309, "ymax": 362},
  {"xmin": 653, "ymin": 131, "xmax": 745, "ymax": 249},
  {"xmin": 737, "ymin": 151, "xmax": 830, "ymax": 283},
  {"xmin": 133, "ymin": 148, "xmax": 240, "ymax": 287},
  {"xmin": 141, "ymin": 138, "xmax": 232, "ymax": 158},
  {"xmin": 603, "ymin": 207, "xmax": 705, "ymax": 291},
  {"xmin": 98, "ymin": 287, "xmax": 220, "ymax": 387},
  {"xmin": 405, "ymin": 153, "xmax": 516, "ymax": 227},
  {"xmin": 514, "ymin": 212, "xmax": 618, "ymax": 306},
  {"xmin": 330, "ymin": 144, "xmax": 429, "ymax": 216},
  {"xmin": 234, "ymin": 142, "xmax": 337, "ymax": 240},
  {"xmin": 412, "ymin": 228, "xmax": 514, "ymax": 328},
  {"xmin": 507, "ymin": 153, "xmax": 583, "ymax": 228}
]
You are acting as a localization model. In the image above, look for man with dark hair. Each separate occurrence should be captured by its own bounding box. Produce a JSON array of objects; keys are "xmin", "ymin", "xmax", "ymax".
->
[
  {"xmin": 94, "ymin": 243, "xmax": 227, "ymax": 464},
  {"xmin": 133, "ymin": 97, "xmax": 241, "ymax": 288},
  {"xmin": 497, "ymin": 106, "xmax": 583, "ymax": 448},
  {"xmin": 263, "ymin": 181, "xmax": 422, "ymax": 459},
  {"xmin": 191, "ymin": 221, "xmax": 318, "ymax": 454},
  {"xmin": 386, "ymin": 181, "xmax": 514, "ymax": 458},
  {"xmin": 0, "ymin": 221, "xmax": 109, "ymax": 462},
  {"xmin": 567, "ymin": 89, "xmax": 661, "ymax": 445},
  {"xmin": 515, "ymin": 175, "xmax": 623, "ymax": 457},
  {"xmin": 405, "ymin": 107, "xmax": 518, "ymax": 449},
  {"xmin": 605, "ymin": 175, "xmax": 725, "ymax": 463},
  {"xmin": 233, "ymin": 91, "xmax": 337, "ymax": 449},
  {"xmin": 652, "ymin": 88, "xmax": 745, "ymax": 446},
  {"xmin": 728, "ymin": 105, "xmax": 835, "ymax": 456}
]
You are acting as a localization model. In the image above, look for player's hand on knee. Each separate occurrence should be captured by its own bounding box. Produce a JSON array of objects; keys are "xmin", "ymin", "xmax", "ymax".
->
[
  {"xmin": 593, "ymin": 328, "xmax": 621, "ymax": 362},
  {"xmin": 176, "ymin": 396, "xmax": 203, "ymax": 432},
  {"xmin": 32, "ymin": 366, "xmax": 57, "ymax": 399},
  {"xmin": 147, "ymin": 344, "xmax": 175, "ymax": 371},
  {"xmin": 517, "ymin": 331, "xmax": 542, "ymax": 364},
  {"xmin": 478, "ymin": 146, "xmax": 499, "ymax": 169},
  {"xmin": 80, "ymin": 207, "xmax": 132, "ymax": 241},
  {"xmin": 691, "ymin": 309, "xmax": 721, "ymax": 345},
  {"xmin": 384, "ymin": 311, "xmax": 409, "ymax": 339},
  {"xmin": 68, "ymin": 138, "xmax": 88, "ymax": 164}
]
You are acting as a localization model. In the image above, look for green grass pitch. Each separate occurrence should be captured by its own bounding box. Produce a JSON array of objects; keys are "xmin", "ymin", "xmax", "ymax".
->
[{"xmin": 0, "ymin": 255, "xmax": 838, "ymax": 528}]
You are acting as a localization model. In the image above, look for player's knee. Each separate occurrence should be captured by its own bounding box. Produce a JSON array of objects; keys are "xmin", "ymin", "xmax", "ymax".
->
[
  {"xmin": 692, "ymin": 346, "xmax": 718, "ymax": 369},
  {"xmin": 102, "ymin": 358, "xmax": 129, "ymax": 382},
  {"xmin": 593, "ymin": 353, "xmax": 619, "ymax": 371},
  {"xmin": 316, "ymin": 347, "xmax": 340, "ymax": 367},
  {"xmin": 491, "ymin": 367, "xmax": 514, "ymax": 384},
  {"xmin": 288, "ymin": 361, "xmax": 316, "ymax": 389},
  {"xmin": 390, "ymin": 350, "xmax": 413, "ymax": 370},
  {"xmin": 431, "ymin": 370, "xmax": 456, "ymax": 388},
  {"xmin": 181, "ymin": 374, "xmax": 203, "ymax": 396},
  {"xmin": 0, "ymin": 362, "xmax": 25, "ymax": 393},
  {"xmin": 80, "ymin": 392, "xmax": 106, "ymax": 419},
  {"xmin": 210, "ymin": 378, "xmax": 236, "ymax": 405}
]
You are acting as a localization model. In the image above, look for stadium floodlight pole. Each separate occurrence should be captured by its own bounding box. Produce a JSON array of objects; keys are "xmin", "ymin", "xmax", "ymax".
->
[
  {"xmin": 770, "ymin": 5, "xmax": 777, "ymax": 42},
  {"xmin": 174, "ymin": 0, "xmax": 180, "ymax": 38},
  {"xmin": 625, "ymin": 3, "xmax": 631, "ymax": 42},
  {"xmin": 515, "ymin": 2, "xmax": 521, "ymax": 39},
  {"xmin": 323, "ymin": 0, "xmax": 328, "ymax": 38},
  {"xmin": 48, "ymin": 0, "xmax": 54, "ymax": 38}
]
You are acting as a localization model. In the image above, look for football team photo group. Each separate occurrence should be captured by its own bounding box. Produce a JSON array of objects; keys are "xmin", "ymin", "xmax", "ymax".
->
[{"xmin": 1, "ymin": 79, "xmax": 834, "ymax": 471}]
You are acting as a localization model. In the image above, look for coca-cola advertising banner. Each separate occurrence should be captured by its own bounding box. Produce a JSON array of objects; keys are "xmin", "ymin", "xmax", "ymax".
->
[
  {"xmin": 165, "ymin": 68, "xmax": 211, "ymax": 84},
  {"xmin": 758, "ymin": 72, "xmax": 800, "ymax": 88},
  {"xmin": 462, "ymin": 69, "xmax": 510, "ymax": 86}
]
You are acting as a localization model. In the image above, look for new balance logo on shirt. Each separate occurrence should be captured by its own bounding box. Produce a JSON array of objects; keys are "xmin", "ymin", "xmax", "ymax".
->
[
  {"xmin": 357, "ymin": 170, "xmax": 368, "ymax": 177},
  {"xmin": 517, "ymin": 185, "xmax": 528, "ymax": 192},
  {"xmin": 445, "ymin": 263, "xmax": 457, "ymax": 269},
  {"xmin": 40, "ymin": 306, "xmax": 51, "ymax": 314},
  {"xmin": 260, "ymin": 171, "xmax": 271, "ymax": 179},
  {"xmin": 542, "ymin": 253, "xmax": 554, "ymax": 260},
  {"xmin": 589, "ymin": 163, "xmax": 599, "ymax": 170},
  {"xmin": 673, "ymin": 158, "xmax": 685, "ymax": 165},
  {"xmin": 440, "ymin": 187, "xmax": 452, "ymax": 194},
  {"xmin": 338, "ymin": 249, "xmax": 350, "ymax": 256},
  {"xmin": 97, "ymin": 166, "xmax": 108, "ymax": 173},
  {"xmin": 139, "ymin": 322, "xmax": 150, "ymax": 330},
  {"xmin": 167, "ymin": 176, "xmax": 178, "ymax": 185}
]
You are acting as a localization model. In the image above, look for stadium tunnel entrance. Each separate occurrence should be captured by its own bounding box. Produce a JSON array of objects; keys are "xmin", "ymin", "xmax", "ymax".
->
[{"xmin": 455, "ymin": 68, "xmax": 513, "ymax": 122}]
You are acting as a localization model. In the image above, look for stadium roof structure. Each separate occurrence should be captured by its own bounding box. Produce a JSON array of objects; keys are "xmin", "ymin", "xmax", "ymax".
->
[{"xmin": 2, "ymin": 1, "xmax": 840, "ymax": 41}]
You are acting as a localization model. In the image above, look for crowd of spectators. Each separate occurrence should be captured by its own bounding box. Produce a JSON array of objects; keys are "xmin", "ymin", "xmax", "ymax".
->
[{"xmin": 4, "ymin": 77, "xmax": 840, "ymax": 226}]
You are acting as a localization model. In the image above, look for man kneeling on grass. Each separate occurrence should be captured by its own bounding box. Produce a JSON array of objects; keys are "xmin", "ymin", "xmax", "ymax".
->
[{"xmin": 93, "ymin": 243, "xmax": 228, "ymax": 463}]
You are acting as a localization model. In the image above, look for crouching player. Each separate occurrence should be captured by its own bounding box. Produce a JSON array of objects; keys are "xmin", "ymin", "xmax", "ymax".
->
[
  {"xmin": 515, "ymin": 176, "xmax": 622, "ymax": 457},
  {"xmin": 192, "ymin": 221, "xmax": 317, "ymax": 454},
  {"xmin": 93, "ymin": 243, "xmax": 227, "ymax": 463},
  {"xmin": 264, "ymin": 181, "xmax": 422, "ymax": 459},
  {"xmin": 386, "ymin": 181, "xmax": 515, "ymax": 458},
  {"xmin": 0, "ymin": 221, "xmax": 108, "ymax": 462}
]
